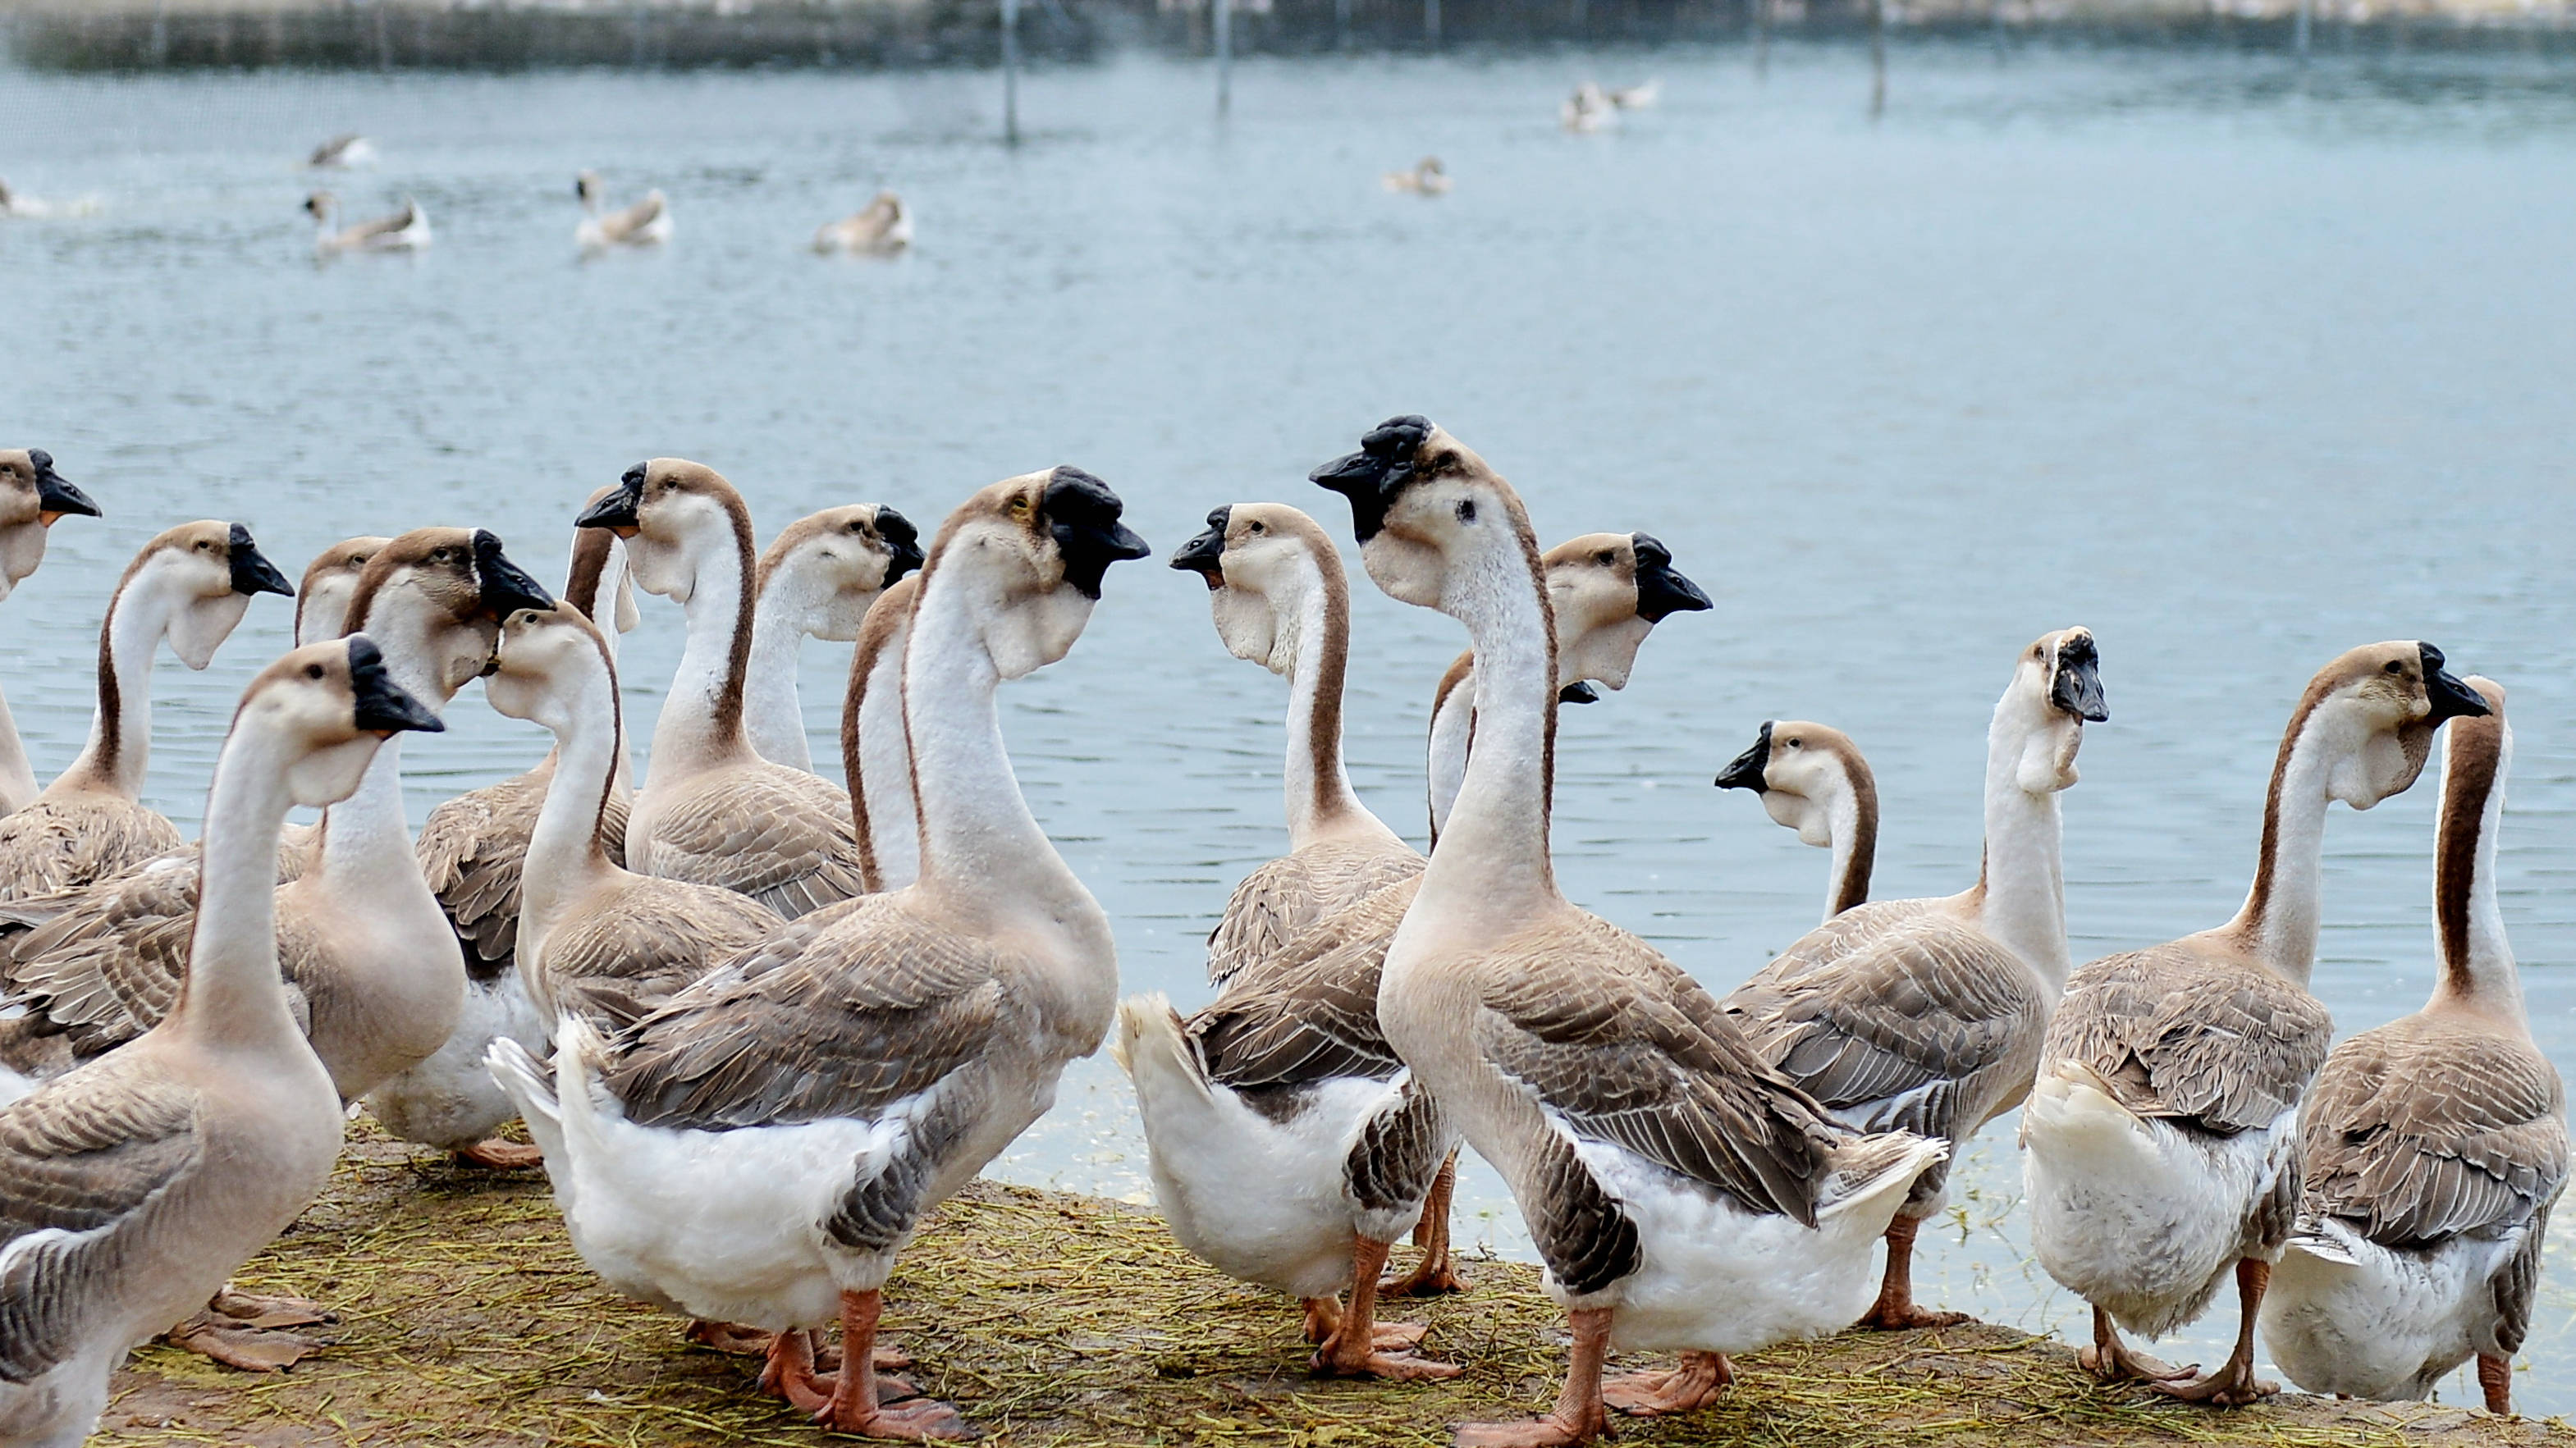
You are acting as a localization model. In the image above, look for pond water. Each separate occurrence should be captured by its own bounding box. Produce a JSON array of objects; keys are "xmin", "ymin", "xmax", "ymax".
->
[{"xmin": 7, "ymin": 34, "xmax": 2576, "ymax": 1414}]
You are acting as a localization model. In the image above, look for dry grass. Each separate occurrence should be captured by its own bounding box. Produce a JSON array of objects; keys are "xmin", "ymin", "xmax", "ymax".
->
[{"xmin": 89, "ymin": 1121, "xmax": 2575, "ymax": 1447}]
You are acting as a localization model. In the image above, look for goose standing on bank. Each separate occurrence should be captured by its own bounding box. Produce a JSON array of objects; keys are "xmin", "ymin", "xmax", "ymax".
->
[
  {"xmin": 1714, "ymin": 721, "xmax": 1878, "ymax": 923},
  {"xmin": 2024, "ymin": 642, "xmax": 2490, "ymax": 1405},
  {"xmin": 1717, "ymin": 634, "xmax": 2102, "ymax": 1337},
  {"xmin": 2259, "ymin": 679, "xmax": 2566, "ymax": 1414},
  {"xmin": 0, "ymin": 450, "xmax": 103, "ymax": 818},
  {"xmin": 0, "ymin": 523, "xmax": 291, "ymax": 904},
  {"xmin": 812, "ymin": 193, "xmax": 912, "ymax": 255},
  {"xmin": 744, "ymin": 504, "xmax": 922, "ymax": 773},
  {"xmin": 0, "ymin": 637, "xmax": 442, "ymax": 1448},
  {"xmin": 304, "ymin": 192, "xmax": 430, "ymax": 255},
  {"xmin": 492, "ymin": 468, "xmax": 1147, "ymax": 1437},
  {"xmin": 574, "ymin": 171, "xmax": 671, "ymax": 252},
  {"xmin": 579, "ymin": 460, "xmax": 867, "ymax": 917},
  {"xmin": 1309, "ymin": 416, "xmax": 1942, "ymax": 1444}
]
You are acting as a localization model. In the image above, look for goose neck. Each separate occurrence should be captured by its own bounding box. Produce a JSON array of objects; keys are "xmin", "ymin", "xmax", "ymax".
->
[
  {"xmin": 654, "ymin": 516, "xmax": 754, "ymax": 771},
  {"xmin": 66, "ymin": 562, "xmax": 176, "ymax": 797},
  {"xmin": 1278, "ymin": 562, "xmax": 1386, "ymax": 849},
  {"xmin": 522, "ymin": 662, "xmax": 623, "ymax": 956},
  {"xmin": 1419, "ymin": 515, "xmax": 1558, "ymax": 916},
  {"xmin": 2231, "ymin": 707, "xmax": 2337, "ymax": 987},
  {"xmin": 315, "ymin": 740, "xmax": 419, "ymax": 893},
  {"xmin": 1974, "ymin": 707, "xmax": 2070, "ymax": 994},
  {"xmin": 847, "ymin": 615, "xmax": 917, "ymax": 894},
  {"xmin": 0, "ymin": 683, "xmax": 33, "ymax": 812},
  {"xmin": 165, "ymin": 722, "xmax": 301, "ymax": 1050},
  {"xmin": 1823, "ymin": 781, "xmax": 1874, "ymax": 920},
  {"xmin": 2430, "ymin": 730, "xmax": 2524, "ymax": 1027},
  {"xmin": 744, "ymin": 573, "xmax": 814, "ymax": 770}
]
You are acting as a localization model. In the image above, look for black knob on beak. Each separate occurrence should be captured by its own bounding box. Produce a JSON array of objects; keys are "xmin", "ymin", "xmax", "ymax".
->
[{"xmin": 227, "ymin": 524, "xmax": 295, "ymax": 598}]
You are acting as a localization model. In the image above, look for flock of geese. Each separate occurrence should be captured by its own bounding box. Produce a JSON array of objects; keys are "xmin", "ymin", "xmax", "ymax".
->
[{"xmin": 0, "ymin": 419, "xmax": 2557, "ymax": 1448}]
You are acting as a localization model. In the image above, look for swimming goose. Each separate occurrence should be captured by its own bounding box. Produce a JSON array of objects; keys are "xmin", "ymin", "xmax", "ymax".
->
[
  {"xmin": 1562, "ymin": 83, "xmax": 1617, "ymax": 132},
  {"xmin": 0, "ymin": 182, "xmax": 101, "ymax": 221},
  {"xmin": 487, "ymin": 600, "xmax": 781, "ymax": 1030},
  {"xmin": 305, "ymin": 133, "xmax": 376, "ymax": 169},
  {"xmin": 745, "ymin": 505, "xmax": 922, "ymax": 773},
  {"xmin": 580, "ymin": 459, "xmax": 867, "ymax": 918},
  {"xmin": 304, "ymin": 191, "xmax": 430, "ymax": 255},
  {"xmin": 0, "ymin": 450, "xmax": 103, "ymax": 817},
  {"xmin": 1382, "ymin": 158, "xmax": 1451, "ymax": 195},
  {"xmin": 1718, "ymin": 634, "xmax": 2103, "ymax": 1335},
  {"xmin": 575, "ymin": 171, "xmax": 671, "ymax": 251},
  {"xmin": 1309, "ymin": 415, "xmax": 1942, "ymax": 1443},
  {"xmin": 1714, "ymin": 721, "xmax": 1877, "ymax": 922},
  {"xmin": 2024, "ymin": 642, "xmax": 2489, "ymax": 1406},
  {"xmin": 491, "ymin": 467, "xmax": 1147, "ymax": 1438},
  {"xmin": 1607, "ymin": 80, "xmax": 1659, "ymax": 109},
  {"xmin": 2259, "ymin": 678, "xmax": 2566, "ymax": 1414},
  {"xmin": 0, "ymin": 635, "xmax": 440, "ymax": 1448},
  {"xmin": 0, "ymin": 523, "xmax": 291, "ymax": 905},
  {"xmin": 812, "ymin": 192, "xmax": 912, "ymax": 255},
  {"xmin": 1427, "ymin": 532, "xmax": 1710, "ymax": 846},
  {"xmin": 844, "ymin": 574, "xmax": 919, "ymax": 893}
]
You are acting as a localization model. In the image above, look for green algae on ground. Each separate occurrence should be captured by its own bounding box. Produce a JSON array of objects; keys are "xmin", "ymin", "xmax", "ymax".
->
[{"xmin": 89, "ymin": 1122, "xmax": 2575, "ymax": 1447}]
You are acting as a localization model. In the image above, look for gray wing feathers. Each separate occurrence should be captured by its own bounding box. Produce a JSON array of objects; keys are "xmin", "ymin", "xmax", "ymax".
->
[
  {"xmin": 1205, "ymin": 842, "xmax": 1423, "ymax": 987},
  {"xmin": 1188, "ymin": 879, "xmax": 1418, "ymax": 1089},
  {"xmin": 2299, "ymin": 1025, "xmax": 2569, "ymax": 1250},
  {"xmin": 646, "ymin": 767, "xmax": 864, "ymax": 920},
  {"xmin": 2043, "ymin": 944, "xmax": 2333, "ymax": 1134}
]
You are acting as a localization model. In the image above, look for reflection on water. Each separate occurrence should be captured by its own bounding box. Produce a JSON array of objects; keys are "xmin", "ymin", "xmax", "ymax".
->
[{"xmin": 7, "ymin": 38, "xmax": 2575, "ymax": 1414}]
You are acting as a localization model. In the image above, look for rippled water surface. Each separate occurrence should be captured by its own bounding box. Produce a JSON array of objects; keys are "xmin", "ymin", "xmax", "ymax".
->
[{"xmin": 9, "ymin": 36, "xmax": 2576, "ymax": 1412}]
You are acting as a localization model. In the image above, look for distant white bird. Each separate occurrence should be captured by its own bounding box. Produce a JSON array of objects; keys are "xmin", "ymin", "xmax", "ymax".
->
[
  {"xmin": 307, "ymin": 134, "xmax": 377, "ymax": 170},
  {"xmin": 574, "ymin": 171, "xmax": 672, "ymax": 252},
  {"xmin": 1608, "ymin": 78, "xmax": 1660, "ymax": 109},
  {"xmin": 304, "ymin": 191, "xmax": 431, "ymax": 255},
  {"xmin": 812, "ymin": 190, "xmax": 911, "ymax": 255},
  {"xmin": 0, "ymin": 179, "xmax": 100, "ymax": 220},
  {"xmin": 1381, "ymin": 157, "xmax": 1451, "ymax": 195},
  {"xmin": 1561, "ymin": 82, "xmax": 1617, "ymax": 133}
]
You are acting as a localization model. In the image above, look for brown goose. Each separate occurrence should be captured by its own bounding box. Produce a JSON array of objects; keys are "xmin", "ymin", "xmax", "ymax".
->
[
  {"xmin": 2024, "ymin": 641, "xmax": 2489, "ymax": 1407},
  {"xmin": 0, "ymin": 450, "xmax": 103, "ymax": 818},
  {"xmin": 2259, "ymin": 678, "xmax": 2567, "ymax": 1413}
]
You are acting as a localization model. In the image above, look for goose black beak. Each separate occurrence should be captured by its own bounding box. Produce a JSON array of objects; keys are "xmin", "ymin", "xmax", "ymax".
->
[
  {"xmin": 2049, "ymin": 633, "xmax": 2109, "ymax": 724},
  {"xmin": 576, "ymin": 464, "xmax": 646, "ymax": 534},
  {"xmin": 1631, "ymin": 532, "xmax": 1711, "ymax": 624},
  {"xmin": 1170, "ymin": 506, "xmax": 1229, "ymax": 587},
  {"xmin": 1558, "ymin": 680, "xmax": 1602, "ymax": 705},
  {"xmin": 474, "ymin": 529, "xmax": 556, "ymax": 617},
  {"xmin": 1043, "ymin": 466, "xmax": 1150, "ymax": 601},
  {"xmin": 1309, "ymin": 414, "xmax": 1431, "ymax": 544},
  {"xmin": 346, "ymin": 635, "xmax": 446, "ymax": 736},
  {"xmin": 227, "ymin": 524, "xmax": 295, "ymax": 598},
  {"xmin": 2420, "ymin": 643, "xmax": 2490, "ymax": 724},
  {"xmin": 1715, "ymin": 721, "xmax": 1773, "ymax": 792},
  {"xmin": 876, "ymin": 505, "xmax": 924, "ymax": 585},
  {"xmin": 30, "ymin": 451, "xmax": 100, "ymax": 523}
]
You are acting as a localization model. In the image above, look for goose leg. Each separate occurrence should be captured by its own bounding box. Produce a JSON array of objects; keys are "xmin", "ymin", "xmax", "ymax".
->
[
  {"xmin": 1853, "ymin": 1214, "xmax": 1966, "ymax": 1330},
  {"xmin": 687, "ymin": 1320, "xmax": 777, "ymax": 1355},
  {"xmin": 2079, "ymin": 1304, "xmax": 2196, "ymax": 1385},
  {"xmin": 2153, "ymin": 1260, "xmax": 2279, "ymax": 1406},
  {"xmin": 162, "ymin": 1284, "xmax": 335, "ymax": 1370},
  {"xmin": 1456, "ymin": 1305, "xmax": 1613, "ymax": 1446},
  {"xmin": 1314, "ymin": 1236, "xmax": 1460, "ymax": 1380},
  {"xmin": 2479, "ymin": 1353, "xmax": 2514, "ymax": 1415},
  {"xmin": 1602, "ymin": 1350, "xmax": 1732, "ymax": 1416},
  {"xmin": 454, "ymin": 1136, "xmax": 542, "ymax": 1169},
  {"xmin": 766, "ymin": 1290, "xmax": 956, "ymax": 1437},
  {"xmin": 1387, "ymin": 1153, "xmax": 1472, "ymax": 1296}
]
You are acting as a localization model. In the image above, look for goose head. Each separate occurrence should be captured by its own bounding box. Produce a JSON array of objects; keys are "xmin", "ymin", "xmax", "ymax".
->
[
  {"xmin": 920, "ymin": 466, "xmax": 1148, "ymax": 680},
  {"xmin": 250, "ymin": 636, "xmax": 446, "ymax": 809},
  {"xmin": 2291, "ymin": 640, "xmax": 2488, "ymax": 811},
  {"xmin": 577, "ymin": 459, "xmax": 747, "ymax": 605},
  {"xmin": 757, "ymin": 503, "xmax": 923, "ymax": 642},
  {"xmin": 1717, "ymin": 719, "xmax": 1874, "ymax": 847},
  {"xmin": 574, "ymin": 171, "xmax": 602, "ymax": 210},
  {"xmin": 343, "ymin": 527, "xmax": 555, "ymax": 701},
  {"xmin": 1169, "ymin": 502, "xmax": 1344, "ymax": 677},
  {"xmin": 486, "ymin": 601, "xmax": 616, "ymax": 738},
  {"xmin": 303, "ymin": 190, "xmax": 336, "ymax": 226},
  {"xmin": 1308, "ymin": 414, "xmax": 1529, "ymax": 614},
  {"xmin": 0, "ymin": 449, "xmax": 102, "ymax": 598},
  {"xmin": 1997, "ymin": 627, "xmax": 2107, "ymax": 795},
  {"xmin": 295, "ymin": 537, "xmax": 391, "ymax": 646},
  {"xmin": 130, "ymin": 521, "xmax": 292, "ymax": 670},
  {"xmin": 567, "ymin": 485, "xmax": 643, "ymax": 638},
  {"xmin": 1544, "ymin": 531, "xmax": 1709, "ymax": 694}
]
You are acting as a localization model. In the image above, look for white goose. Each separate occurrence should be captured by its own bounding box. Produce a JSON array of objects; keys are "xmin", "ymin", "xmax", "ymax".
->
[
  {"xmin": 0, "ymin": 450, "xmax": 103, "ymax": 818},
  {"xmin": 304, "ymin": 191, "xmax": 430, "ymax": 254},
  {"xmin": 575, "ymin": 171, "xmax": 671, "ymax": 251},
  {"xmin": 0, "ymin": 635, "xmax": 441, "ymax": 1448},
  {"xmin": 490, "ymin": 467, "xmax": 1147, "ymax": 1438},
  {"xmin": 744, "ymin": 504, "xmax": 922, "ymax": 773},
  {"xmin": 1714, "ymin": 720, "xmax": 1878, "ymax": 922},
  {"xmin": 2259, "ymin": 678, "xmax": 2566, "ymax": 1413},
  {"xmin": 812, "ymin": 192, "xmax": 911, "ymax": 255},
  {"xmin": 2025, "ymin": 642, "xmax": 2489, "ymax": 1405},
  {"xmin": 1311, "ymin": 415, "xmax": 1941, "ymax": 1442},
  {"xmin": 1716, "ymin": 633, "xmax": 2102, "ymax": 1334}
]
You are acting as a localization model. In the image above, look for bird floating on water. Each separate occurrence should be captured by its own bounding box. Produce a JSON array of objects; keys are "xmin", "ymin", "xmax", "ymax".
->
[
  {"xmin": 1562, "ymin": 82, "xmax": 1618, "ymax": 132},
  {"xmin": 306, "ymin": 134, "xmax": 377, "ymax": 170},
  {"xmin": 0, "ymin": 179, "xmax": 100, "ymax": 220},
  {"xmin": 812, "ymin": 191, "xmax": 911, "ymax": 255},
  {"xmin": 304, "ymin": 191, "xmax": 431, "ymax": 256},
  {"xmin": 574, "ymin": 171, "xmax": 672, "ymax": 253},
  {"xmin": 1608, "ymin": 79, "xmax": 1660, "ymax": 109},
  {"xmin": 1381, "ymin": 158, "xmax": 1451, "ymax": 195}
]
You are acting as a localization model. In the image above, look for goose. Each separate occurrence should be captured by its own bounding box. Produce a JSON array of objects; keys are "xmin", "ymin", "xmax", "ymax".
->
[
  {"xmin": 305, "ymin": 133, "xmax": 376, "ymax": 169},
  {"xmin": 575, "ymin": 171, "xmax": 671, "ymax": 252},
  {"xmin": 1713, "ymin": 720, "xmax": 1876, "ymax": 923},
  {"xmin": 0, "ymin": 634, "xmax": 441, "ymax": 1448},
  {"xmin": 0, "ymin": 522, "xmax": 291, "ymax": 906},
  {"xmin": 490, "ymin": 466, "xmax": 1148, "ymax": 1438},
  {"xmin": 2258, "ymin": 678, "xmax": 2566, "ymax": 1414},
  {"xmin": 2023, "ymin": 641, "xmax": 2490, "ymax": 1406},
  {"xmin": 1426, "ymin": 532, "xmax": 1710, "ymax": 847},
  {"xmin": 1562, "ymin": 83, "xmax": 1617, "ymax": 133},
  {"xmin": 744, "ymin": 505, "xmax": 922, "ymax": 773},
  {"xmin": 1714, "ymin": 634, "xmax": 2103, "ymax": 1337},
  {"xmin": 844, "ymin": 574, "xmax": 919, "ymax": 893},
  {"xmin": 0, "ymin": 182, "xmax": 101, "ymax": 221},
  {"xmin": 304, "ymin": 191, "xmax": 430, "ymax": 255},
  {"xmin": 1382, "ymin": 158, "xmax": 1452, "ymax": 195},
  {"xmin": 812, "ymin": 192, "xmax": 912, "ymax": 255},
  {"xmin": 579, "ymin": 459, "xmax": 867, "ymax": 917},
  {"xmin": 1308, "ymin": 415, "xmax": 1942, "ymax": 1443},
  {"xmin": 1122, "ymin": 499, "xmax": 1722, "ymax": 1388},
  {"xmin": 0, "ymin": 450, "xmax": 103, "ymax": 818},
  {"xmin": 1607, "ymin": 79, "xmax": 1660, "ymax": 109}
]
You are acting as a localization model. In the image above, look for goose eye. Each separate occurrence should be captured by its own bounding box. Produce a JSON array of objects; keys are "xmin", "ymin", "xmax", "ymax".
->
[
  {"xmin": 1456, "ymin": 500, "xmax": 1476, "ymax": 523},
  {"xmin": 1247, "ymin": 520, "xmax": 1265, "ymax": 535},
  {"xmin": 304, "ymin": 663, "xmax": 325, "ymax": 680},
  {"xmin": 196, "ymin": 540, "xmax": 212, "ymax": 551},
  {"xmin": 2384, "ymin": 660, "xmax": 2405, "ymax": 675},
  {"xmin": 1009, "ymin": 496, "xmax": 1034, "ymax": 519},
  {"xmin": 1597, "ymin": 550, "xmax": 1615, "ymax": 566},
  {"xmin": 1784, "ymin": 738, "xmax": 1801, "ymax": 749}
]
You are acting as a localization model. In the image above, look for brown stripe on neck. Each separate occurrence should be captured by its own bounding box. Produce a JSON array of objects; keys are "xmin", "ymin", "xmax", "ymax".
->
[
  {"xmin": 843, "ymin": 574, "xmax": 917, "ymax": 893},
  {"xmin": 1504, "ymin": 493, "xmax": 1560, "ymax": 866},
  {"xmin": 2242, "ymin": 671, "xmax": 2340, "ymax": 941},
  {"xmin": 2434, "ymin": 711, "xmax": 2504, "ymax": 990},
  {"xmin": 1431, "ymin": 649, "xmax": 1474, "ymax": 718},
  {"xmin": 564, "ymin": 528, "xmax": 614, "ymax": 620},
  {"xmin": 1296, "ymin": 518, "xmax": 1357, "ymax": 828},
  {"xmin": 1832, "ymin": 742, "xmax": 1878, "ymax": 915},
  {"xmin": 85, "ymin": 543, "xmax": 161, "ymax": 787},
  {"xmin": 586, "ymin": 622, "xmax": 625, "ymax": 866},
  {"xmin": 711, "ymin": 486, "xmax": 757, "ymax": 745}
]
